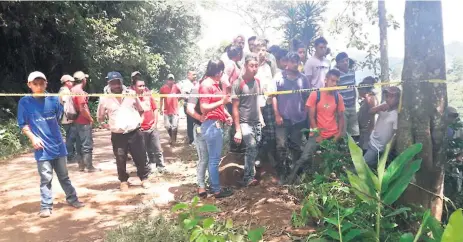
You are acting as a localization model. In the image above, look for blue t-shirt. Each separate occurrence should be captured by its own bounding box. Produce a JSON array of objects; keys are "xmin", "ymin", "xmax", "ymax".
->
[
  {"xmin": 17, "ymin": 96, "xmax": 67, "ymax": 161},
  {"xmin": 273, "ymin": 71, "xmax": 309, "ymax": 124}
]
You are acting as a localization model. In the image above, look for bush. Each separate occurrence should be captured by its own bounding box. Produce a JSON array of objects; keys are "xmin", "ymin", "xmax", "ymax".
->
[
  {"xmin": 0, "ymin": 109, "xmax": 31, "ymax": 160},
  {"xmin": 106, "ymin": 216, "xmax": 188, "ymax": 242}
]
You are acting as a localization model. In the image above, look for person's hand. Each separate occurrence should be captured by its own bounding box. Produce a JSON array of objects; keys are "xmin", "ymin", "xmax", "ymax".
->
[
  {"xmin": 226, "ymin": 116, "xmax": 233, "ymax": 126},
  {"xmin": 222, "ymin": 94, "xmax": 231, "ymax": 105},
  {"xmin": 334, "ymin": 132, "xmax": 342, "ymax": 142},
  {"xmin": 200, "ymin": 115, "xmax": 206, "ymax": 123},
  {"xmin": 379, "ymin": 103, "xmax": 390, "ymax": 111},
  {"xmin": 260, "ymin": 118, "xmax": 266, "ymax": 128},
  {"xmin": 102, "ymin": 123, "xmax": 110, "ymax": 130},
  {"xmin": 316, "ymin": 136, "xmax": 323, "ymax": 143},
  {"xmin": 159, "ymin": 109, "xmax": 163, "ymax": 115},
  {"xmin": 30, "ymin": 136, "xmax": 44, "ymax": 150},
  {"xmin": 234, "ymin": 131, "xmax": 242, "ymax": 144},
  {"xmin": 275, "ymin": 114, "xmax": 283, "ymax": 126}
]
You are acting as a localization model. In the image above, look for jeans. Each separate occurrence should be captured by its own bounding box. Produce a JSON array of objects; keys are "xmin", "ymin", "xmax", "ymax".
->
[
  {"xmin": 185, "ymin": 106, "xmax": 195, "ymax": 144},
  {"xmin": 364, "ymin": 143, "xmax": 381, "ymax": 167},
  {"xmin": 240, "ymin": 123, "xmax": 262, "ymax": 183},
  {"xmin": 111, "ymin": 129, "xmax": 151, "ymax": 182},
  {"xmin": 287, "ymin": 136, "xmax": 319, "ymax": 183},
  {"xmin": 62, "ymin": 123, "xmax": 81, "ymax": 161},
  {"xmin": 164, "ymin": 114, "xmax": 179, "ymax": 130},
  {"xmin": 141, "ymin": 129, "xmax": 164, "ymax": 166},
  {"xmin": 344, "ymin": 107, "xmax": 360, "ymax": 136},
  {"xmin": 275, "ymin": 120, "xmax": 306, "ymax": 176},
  {"xmin": 71, "ymin": 123, "xmax": 93, "ymax": 154},
  {"xmin": 194, "ymin": 123, "xmax": 209, "ymax": 188},
  {"xmin": 37, "ymin": 157, "xmax": 78, "ymax": 210},
  {"xmin": 201, "ymin": 120, "xmax": 224, "ymax": 193}
]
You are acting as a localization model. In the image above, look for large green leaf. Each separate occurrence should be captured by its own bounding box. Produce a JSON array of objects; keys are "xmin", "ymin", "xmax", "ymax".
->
[
  {"xmin": 427, "ymin": 214, "xmax": 443, "ymax": 242},
  {"xmin": 346, "ymin": 170, "xmax": 375, "ymax": 202},
  {"xmin": 385, "ymin": 207, "xmax": 411, "ymax": 218},
  {"xmin": 414, "ymin": 210, "xmax": 432, "ymax": 242},
  {"xmin": 197, "ymin": 204, "xmax": 220, "ymax": 213},
  {"xmin": 347, "ymin": 136, "xmax": 378, "ymax": 192},
  {"xmin": 202, "ymin": 217, "xmax": 215, "ymax": 229},
  {"xmin": 442, "ymin": 208, "xmax": 463, "ymax": 242},
  {"xmin": 191, "ymin": 196, "xmax": 200, "ymax": 208},
  {"xmin": 248, "ymin": 227, "xmax": 265, "ymax": 242},
  {"xmin": 377, "ymin": 141, "xmax": 393, "ymax": 186},
  {"xmin": 382, "ymin": 143, "xmax": 422, "ymax": 192},
  {"xmin": 399, "ymin": 233, "xmax": 414, "ymax": 242},
  {"xmin": 171, "ymin": 203, "xmax": 188, "ymax": 212},
  {"xmin": 343, "ymin": 229, "xmax": 365, "ymax": 242},
  {"xmin": 190, "ymin": 228, "xmax": 202, "ymax": 242},
  {"xmin": 382, "ymin": 159, "xmax": 422, "ymax": 205}
]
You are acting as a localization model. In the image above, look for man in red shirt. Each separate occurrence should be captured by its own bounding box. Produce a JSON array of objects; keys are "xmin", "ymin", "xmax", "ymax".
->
[
  {"xmin": 132, "ymin": 79, "xmax": 166, "ymax": 173},
  {"xmin": 71, "ymin": 71, "xmax": 98, "ymax": 172},
  {"xmin": 159, "ymin": 74, "xmax": 181, "ymax": 145}
]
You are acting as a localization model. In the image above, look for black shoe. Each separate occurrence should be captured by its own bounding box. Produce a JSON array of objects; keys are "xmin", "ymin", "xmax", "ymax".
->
[
  {"xmin": 214, "ymin": 187, "xmax": 234, "ymax": 199},
  {"xmin": 69, "ymin": 200, "xmax": 85, "ymax": 208}
]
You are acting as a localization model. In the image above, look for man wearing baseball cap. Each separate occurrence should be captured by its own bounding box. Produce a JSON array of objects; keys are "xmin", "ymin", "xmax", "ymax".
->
[
  {"xmin": 364, "ymin": 86, "xmax": 401, "ymax": 167},
  {"xmin": 71, "ymin": 71, "xmax": 99, "ymax": 172},
  {"xmin": 59, "ymin": 74, "xmax": 80, "ymax": 163},
  {"xmin": 159, "ymin": 74, "xmax": 182, "ymax": 145},
  {"xmin": 97, "ymin": 71, "xmax": 152, "ymax": 191},
  {"xmin": 18, "ymin": 71, "xmax": 85, "ymax": 217}
]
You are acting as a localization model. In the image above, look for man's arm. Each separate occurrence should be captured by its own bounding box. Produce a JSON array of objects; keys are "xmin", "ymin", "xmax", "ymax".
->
[
  {"xmin": 186, "ymin": 103, "xmax": 202, "ymax": 121},
  {"xmin": 159, "ymin": 97, "xmax": 164, "ymax": 114},
  {"xmin": 77, "ymin": 96, "xmax": 94, "ymax": 123},
  {"xmin": 337, "ymin": 111, "xmax": 345, "ymax": 138},
  {"xmin": 232, "ymin": 99, "xmax": 241, "ymax": 133},
  {"xmin": 272, "ymin": 96, "xmax": 283, "ymax": 125},
  {"xmin": 17, "ymin": 102, "xmax": 44, "ymax": 150},
  {"xmin": 303, "ymin": 60, "xmax": 313, "ymax": 83},
  {"xmin": 96, "ymin": 98, "xmax": 106, "ymax": 123},
  {"xmin": 369, "ymin": 103, "xmax": 389, "ymax": 114}
]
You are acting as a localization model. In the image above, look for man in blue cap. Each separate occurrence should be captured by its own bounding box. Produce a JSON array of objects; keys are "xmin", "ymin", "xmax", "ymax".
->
[{"xmin": 97, "ymin": 72, "xmax": 151, "ymax": 191}]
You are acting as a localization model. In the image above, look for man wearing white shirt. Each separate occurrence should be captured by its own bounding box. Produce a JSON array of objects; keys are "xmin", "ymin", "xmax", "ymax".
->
[
  {"xmin": 179, "ymin": 70, "xmax": 198, "ymax": 144},
  {"xmin": 304, "ymin": 37, "xmax": 330, "ymax": 89}
]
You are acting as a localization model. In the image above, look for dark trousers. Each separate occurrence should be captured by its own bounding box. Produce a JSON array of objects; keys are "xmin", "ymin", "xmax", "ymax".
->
[
  {"xmin": 141, "ymin": 129, "xmax": 165, "ymax": 166},
  {"xmin": 185, "ymin": 106, "xmax": 195, "ymax": 144},
  {"xmin": 111, "ymin": 129, "xmax": 151, "ymax": 182}
]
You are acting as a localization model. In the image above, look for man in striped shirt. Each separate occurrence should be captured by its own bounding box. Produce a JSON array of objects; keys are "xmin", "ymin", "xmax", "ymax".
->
[{"xmin": 334, "ymin": 52, "xmax": 359, "ymax": 140}]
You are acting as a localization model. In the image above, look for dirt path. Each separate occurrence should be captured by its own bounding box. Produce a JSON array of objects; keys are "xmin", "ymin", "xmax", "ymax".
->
[{"xmin": 0, "ymin": 116, "xmax": 299, "ymax": 242}]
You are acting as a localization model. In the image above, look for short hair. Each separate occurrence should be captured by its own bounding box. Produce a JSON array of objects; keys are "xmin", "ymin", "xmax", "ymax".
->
[
  {"xmin": 248, "ymin": 36, "xmax": 257, "ymax": 43},
  {"xmin": 132, "ymin": 78, "xmax": 145, "ymax": 86},
  {"xmin": 286, "ymin": 52, "xmax": 300, "ymax": 63},
  {"xmin": 268, "ymin": 45, "xmax": 280, "ymax": 55},
  {"xmin": 314, "ymin": 37, "xmax": 328, "ymax": 46},
  {"xmin": 326, "ymin": 69, "xmax": 341, "ymax": 78},
  {"xmin": 227, "ymin": 45, "xmax": 243, "ymax": 59},
  {"xmin": 255, "ymin": 39, "xmax": 267, "ymax": 48},
  {"xmin": 274, "ymin": 49, "xmax": 288, "ymax": 61},
  {"xmin": 359, "ymin": 76, "xmax": 377, "ymax": 93},
  {"xmin": 335, "ymin": 52, "xmax": 348, "ymax": 63},
  {"xmin": 244, "ymin": 53, "xmax": 259, "ymax": 65}
]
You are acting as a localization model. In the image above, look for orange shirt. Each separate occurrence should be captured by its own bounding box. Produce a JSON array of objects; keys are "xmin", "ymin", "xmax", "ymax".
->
[
  {"xmin": 159, "ymin": 84, "xmax": 181, "ymax": 115},
  {"xmin": 306, "ymin": 91, "xmax": 345, "ymax": 139}
]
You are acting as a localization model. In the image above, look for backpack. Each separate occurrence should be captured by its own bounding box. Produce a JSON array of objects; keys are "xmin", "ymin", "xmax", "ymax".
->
[{"xmin": 62, "ymin": 95, "xmax": 79, "ymax": 120}]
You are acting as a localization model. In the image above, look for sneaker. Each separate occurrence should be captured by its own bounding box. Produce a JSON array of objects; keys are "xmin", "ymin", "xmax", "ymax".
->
[
  {"xmin": 157, "ymin": 166, "xmax": 167, "ymax": 174},
  {"xmin": 255, "ymin": 160, "xmax": 262, "ymax": 168},
  {"xmin": 141, "ymin": 180, "xmax": 151, "ymax": 189},
  {"xmin": 69, "ymin": 200, "xmax": 85, "ymax": 208},
  {"xmin": 78, "ymin": 163, "xmax": 85, "ymax": 172},
  {"xmin": 86, "ymin": 167, "xmax": 101, "ymax": 173},
  {"xmin": 120, "ymin": 182, "xmax": 129, "ymax": 192},
  {"xmin": 214, "ymin": 187, "xmax": 234, "ymax": 199},
  {"xmin": 39, "ymin": 209, "xmax": 52, "ymax": 218}
]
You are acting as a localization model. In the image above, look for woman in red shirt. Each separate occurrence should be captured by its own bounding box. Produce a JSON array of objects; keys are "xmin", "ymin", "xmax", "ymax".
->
[{"xmin": 199, "ymin": 59, "xmax": 233, "ymax": 198}]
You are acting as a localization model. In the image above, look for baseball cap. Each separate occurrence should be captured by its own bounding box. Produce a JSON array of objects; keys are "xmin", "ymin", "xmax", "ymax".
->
[
  {"xmin": 383, "ymin": 86, "xmax": 401, "ymax": 94},
  {"xmin": 60, "ymin": 74, "xmax": 74, "ymax": 83},
  {"xmin": 73, "ymin": 71, "xmax": 89, "ymax": 81},
  {"xmin": 27, "ymin": 71, "xmax": 47, "ymax": 83},
  {"xmin": 131, "ymin": 71, "xmax": 142, "ymax": 78},
  {"xmin": 167, "ymin": 74, "xmax": 175, "ymax": 80},
  {"xmin": 106, "ymin": 71, "xmax": 123, "ymax": 81}
]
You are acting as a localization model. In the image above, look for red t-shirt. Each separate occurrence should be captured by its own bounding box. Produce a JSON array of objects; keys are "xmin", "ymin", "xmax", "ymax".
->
[
  {"xmin": 139, "ymin": 96, "xmax": 157, "ymax": 130},
  {"xmin": 71, "ymin": 85, "xmax": 91, "ymax": 125},
  {"xmin": 199, "ymin": 79, "xmax": 227, "ymax": 122},
  {"xmin": 159, "ymin": 84, "xmax": 181, "ymax": 115}
]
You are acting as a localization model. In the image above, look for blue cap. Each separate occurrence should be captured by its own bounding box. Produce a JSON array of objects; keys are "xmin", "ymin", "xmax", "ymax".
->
[{"xmin": 106, "ymin": 71, "xmax": 123, "ymax": 81}]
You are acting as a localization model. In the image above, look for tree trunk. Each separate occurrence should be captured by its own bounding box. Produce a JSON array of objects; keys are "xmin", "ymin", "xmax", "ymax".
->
[
  {"xmin": 396, "ymin": 0, "xmax": 447, "ymax": 221},
  {"xmin": 378, "ymin": 0, "xmax": 389, "ymax": 82}
]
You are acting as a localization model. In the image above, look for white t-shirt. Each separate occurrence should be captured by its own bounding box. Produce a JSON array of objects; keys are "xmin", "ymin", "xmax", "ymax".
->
[
  {"xmin": 304, "ymin": 56, "xmax": 330, "ymax": 89},
  {"xmin": 369, "ymin": 109, "xmax": 398, "ymax": 151},
  {"xmin": 255, "ymin": 62, "xmax": 274, "ymax": 107},
  {"xmin": 178, "ymin": 79, "xmax": 195, "ymax": 95}
]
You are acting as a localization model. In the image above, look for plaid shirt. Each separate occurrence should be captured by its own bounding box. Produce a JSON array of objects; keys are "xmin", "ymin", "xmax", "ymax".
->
[{"xmin": 261, "ymin": 103, "xmax": 276, "ymax": 144}]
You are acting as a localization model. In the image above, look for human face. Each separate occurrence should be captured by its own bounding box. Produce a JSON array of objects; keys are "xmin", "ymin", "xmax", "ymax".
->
[
  {"xmin": 188, "ymin": 71, "xmax": 197, "ymax": 82},
  {"xmin": 64, "ymin": 81, "xmax": 74, "ymax": 89},
  {"xmin": 109, "ymin": 79, "xmax": 123, "ymax": 94},
  {"xmin": 134, "ymin": 80, "xmax": 146, "ymax": 94},
  {"xmin": 248, "ymin": 39, "xmax": 256, "ymax": 52},
  {"xmin": 166, "ymin": 79, "xmax": 174, "ymax": 87},
  {"xmin": 315, "ymin": 43, "xmax": 327, "ymax": 58},
  {"xmin": 385, "ymin": 92, "xmax": 398, "ymax": 108},
  {"xmin": 337, "ymin": 57, "xmax": 349, "ymax": 72},
  {"xmin": 257, "ymin": 46, "xmax": 267, "ymax": 61},
  {"xmin": 27, "ymin": 78, "xmax": 47, "ymax": 94},
  {"xmin": 245, "ymin": 60, "xmax": 259, "ymax": 77},
  {"xmin": 234, "ymin": 36, "xmax": 245, "ymax": 49},
  {"xmin": 325, "ymin": 74, "xmax": 339, "ymax": 88},
  {"xmin": 297, "ymin": 48, "xmax": 306, "ymax": 62},
  {"xmin": 278, "ymin": 59, "xmax": 288, "ymax": 70},
  {"xmin": 285, "ymin": 60, "xmax": 298, "ymax": 72}
]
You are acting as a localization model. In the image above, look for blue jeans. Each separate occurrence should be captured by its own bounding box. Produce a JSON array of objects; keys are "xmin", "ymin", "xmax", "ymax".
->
[
  {"xmin": 275, "ymin": 120, "xmax": 306, "ymax": 176},
  {"xmin": 241, "ymin": 123, "xmax": 262, "ymax": 183},
  {"xmin": 71, "ymin": 123, "xmax": 93, "ymax": 154},
  {"xmin": 201, "ymin": 120, "xmax": 224, "ymax": 193},
  {"xmin": 37, "ymin": 157, "xmax": 78, "ymax": 210},
  {"xmin": 63, "ymin": 123, "xmax": 81, "ymax": 161},
  {"xmin": 364, "ymin": 143, "xmax": 381, "ymax": 167},
  {"xmin": 164, "ymin": 114, "xmax": 179, "ymax": 130},
  {"xmin": 194, "ymin": 123, "xmax": 209, "ymax": 188}
]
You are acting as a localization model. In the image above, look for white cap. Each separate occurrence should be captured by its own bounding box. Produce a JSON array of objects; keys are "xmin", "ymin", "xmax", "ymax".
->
[
  {"xmin": 60, "ymin": 74, "xmax": 74, "ymax": 83},
  {"xmin": 27, "ymin": 71, "xmax": 47, "ymax": 83}
]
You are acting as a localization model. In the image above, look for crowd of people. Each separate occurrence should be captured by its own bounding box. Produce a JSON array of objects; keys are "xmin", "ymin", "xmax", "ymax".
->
[{"xmin": 18, "ymin": 34, "xmax": 405, "ymax": 217}]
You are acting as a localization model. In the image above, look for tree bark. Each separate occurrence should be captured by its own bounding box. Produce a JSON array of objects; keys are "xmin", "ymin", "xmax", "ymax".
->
[
  {"xmin": 397, "ymin": 0, "xmax": 447, "ymax": 221},
  {"xmin": 378, "ymin": 0, "xmax": 389, "ymax": 82}
]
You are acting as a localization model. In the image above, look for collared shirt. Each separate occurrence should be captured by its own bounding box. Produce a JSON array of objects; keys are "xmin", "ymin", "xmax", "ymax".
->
[
  {"xmin": 199, "ymin": 78, "xmax": 227, "ymax": 122},
  {"xmin": 59, "ymin": 86, "xmax": 73, "ymax": 124},
  {"xmin": 97, "ymin": 89, "xmax": 144, "ymax": 134}
]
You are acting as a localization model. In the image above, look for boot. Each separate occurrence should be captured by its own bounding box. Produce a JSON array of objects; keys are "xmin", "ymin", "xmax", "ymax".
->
[
  {"xmin": 83, "ymin": 153, "xmax": 99, "ymax": 172},
  {"xmin": 78, "ymin": 159, "xmax": 85, "ymax": 172},
  {"xmin": 171, "ymin": 129, "xmax": 178, "ymax": 145},
  {"xmin": 167, "ymin": 128, "xmax": 173, "ymax": 144}
]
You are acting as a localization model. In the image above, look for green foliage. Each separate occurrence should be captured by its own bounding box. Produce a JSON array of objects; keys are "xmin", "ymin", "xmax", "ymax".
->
[
  {"xmin": 172, "ymin": 196, "xmax": 265, "ymax": 242},
  {"xmin": 106, "ymin": 215, "xmax": 188, "ymax": 242},
  {"xmin": 0, "ymin": 109, "xmax": 31, "ymax": 160},
  {"xmin": 442, "ymin": 208, "xmax": 463, "ymax": 242}
]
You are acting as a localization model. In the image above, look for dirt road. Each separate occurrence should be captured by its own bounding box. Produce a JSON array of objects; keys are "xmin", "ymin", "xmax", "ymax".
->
[{"xmin": 0, "ymin": 117, "xmax": 299, "ymax": 242}]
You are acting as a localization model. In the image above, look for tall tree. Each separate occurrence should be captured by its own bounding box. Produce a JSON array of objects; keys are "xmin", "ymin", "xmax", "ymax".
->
[
  {"xmin": 396, "ymin": 0, "xmax": 447, "ymax": 220},
  {"xmin": 378, "ymin": 0, "xmax": 389, "ymax": 82}
]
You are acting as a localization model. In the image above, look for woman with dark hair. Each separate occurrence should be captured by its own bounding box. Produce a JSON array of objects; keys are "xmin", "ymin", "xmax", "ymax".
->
[
  {"xmin": 357, "ymin": 76, "xmax": 379, "ymax": 151},
  {"xmin": 199, "ymin": 59, "xmax": 234, "ymax": 198}
]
